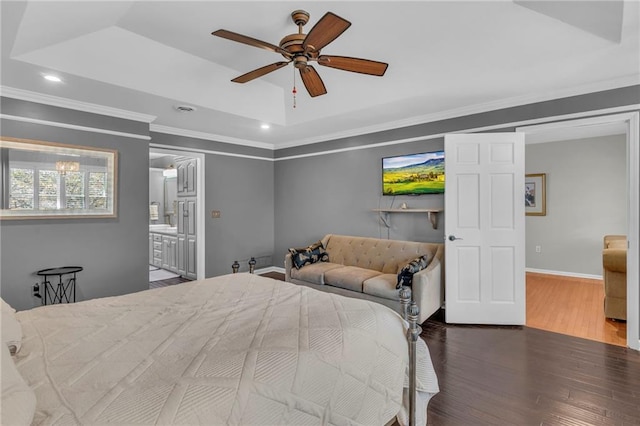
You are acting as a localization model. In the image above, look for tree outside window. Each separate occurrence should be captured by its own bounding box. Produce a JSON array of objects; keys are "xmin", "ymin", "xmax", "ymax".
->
[
  {"xmin": 65, "ymin": 171, "xmax": 85, "ymax": 209},
  {"xmin": 89, "ymin": 172, "xmax": 107, "ymax": 209},
  {"xmin": 39, "ymin": 170, "xmax": 59, "ymax": 210},
  {"xmin": 9, "ymin": 168, "xmax": 34, "ymax": 209}
]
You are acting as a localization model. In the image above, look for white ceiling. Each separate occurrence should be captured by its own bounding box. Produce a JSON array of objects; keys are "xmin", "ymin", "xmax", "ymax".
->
[{"xmin": 1, "ymin": 1, "xmax": 638, "ymax": 149}]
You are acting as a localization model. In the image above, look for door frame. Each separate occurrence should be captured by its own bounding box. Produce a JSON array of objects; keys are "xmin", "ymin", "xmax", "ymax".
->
[
  {"xmin": 516, "ymin": 111, "xmax": 639, "ymax": 350},
  {"xmin": 149, "ymin": 146, "xmax": 206, "ymax": 280}
]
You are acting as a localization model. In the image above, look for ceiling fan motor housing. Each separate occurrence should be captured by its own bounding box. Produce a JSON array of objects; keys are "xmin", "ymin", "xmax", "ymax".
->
[
  {"xmin": 291, "ymin": 10, "xmax": 310, "ymax": 26},
  {"xmin": 279, "ymin": 33, "xmax": 306, "ymax": 55}
]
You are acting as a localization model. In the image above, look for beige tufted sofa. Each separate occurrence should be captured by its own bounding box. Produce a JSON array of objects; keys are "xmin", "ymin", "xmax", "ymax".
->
[{"xmin": 285, "ymin": 234, "xmax": 444, "ymax": 323}]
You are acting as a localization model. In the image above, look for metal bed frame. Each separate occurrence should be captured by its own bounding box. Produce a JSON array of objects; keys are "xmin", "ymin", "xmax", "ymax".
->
[{"xmin": 400, "ymin": 286, "xmax": 420, "ymax": 426}]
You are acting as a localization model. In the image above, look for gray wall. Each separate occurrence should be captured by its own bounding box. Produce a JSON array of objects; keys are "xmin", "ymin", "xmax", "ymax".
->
[
  {"xmin": 1, "ymin": 100, "xmax": 149, "ymax": 311},
  {"xmin": 205, "ymin": 154, "xmax": 274, "ymax": 275},
  {"xmin": 525, "ymin": 135, "xmax": 627, "ymax": 276},
  {"xmin": 274, "ymin": 139, "xmax": 446, "ymax": 262}
]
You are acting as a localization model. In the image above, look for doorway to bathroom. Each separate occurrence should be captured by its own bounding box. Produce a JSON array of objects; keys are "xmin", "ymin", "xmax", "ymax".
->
[{"xmin": 149, "ymin": 148, "xmax": 205, "ymax": 286}]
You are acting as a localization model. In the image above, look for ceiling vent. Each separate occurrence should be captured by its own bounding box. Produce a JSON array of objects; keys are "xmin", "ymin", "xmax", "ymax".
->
[{"xmin": 174, "ymin": 105, "xmax": 197, "ymax": 113}]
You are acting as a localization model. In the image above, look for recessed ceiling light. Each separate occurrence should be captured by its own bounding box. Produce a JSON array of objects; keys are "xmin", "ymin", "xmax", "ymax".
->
[
  {"xmin": 260, "ymin": 123, "xmax": 270, "ymax": 130},
  {"xmin": 174, "ymin": 105, "xmax": 197, "ymax": 113},
  {"xmin": 43, "ymin": 74, "xmax": 62, "ymax": 82}
]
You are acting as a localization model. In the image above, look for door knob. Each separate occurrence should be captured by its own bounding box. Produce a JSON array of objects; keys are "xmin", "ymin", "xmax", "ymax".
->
[{"xmin": 448, "ymin": 235, "xmax": 463, "ymax": 241}]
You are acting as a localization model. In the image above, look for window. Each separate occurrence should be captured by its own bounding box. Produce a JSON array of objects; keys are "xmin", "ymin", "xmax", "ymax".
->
[
  {"xmin": 1, "ymin": 137, "xmax": 117, "ymax": 219},
  {"xmin": 8, "ymin": 167, "xmax": 110, "ymax": 211}
]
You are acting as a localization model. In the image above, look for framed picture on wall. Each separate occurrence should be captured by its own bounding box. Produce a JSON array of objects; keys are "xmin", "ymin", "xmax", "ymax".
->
[{"xmin": 525, "ymin": 173, "xmax": 546, "ymax": 216}]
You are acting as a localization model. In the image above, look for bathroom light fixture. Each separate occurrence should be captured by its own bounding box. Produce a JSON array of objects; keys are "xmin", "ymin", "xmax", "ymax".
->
[
  {"xmin": 163, "ymin": 165, "xmax": 177, "ymax": 178},
  {"xmin": 260, "ymin": 123, "xmax": 270, "ymax": 130},
  {"xmin": 56, "ymin": 161, "xmax": 79, "ymax": 174},
  {"xmin": 44, "ymin": 74, "xmax": 62, "ymax": 82}
]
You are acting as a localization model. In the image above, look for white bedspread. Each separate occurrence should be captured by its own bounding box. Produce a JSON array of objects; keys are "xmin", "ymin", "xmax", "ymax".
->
[{"xmin": 15, "ymin": 273, "xmax": 438, "ymax": 425}]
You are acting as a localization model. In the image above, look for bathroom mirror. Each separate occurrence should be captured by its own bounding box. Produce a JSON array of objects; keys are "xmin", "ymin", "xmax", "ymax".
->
[
  {"xmin": 0, "ymin": 137, "xmax": 117, "ymax": 219},
  {"xmin": 164, "ymin": 176, "xmax": 177, "ymax": 226}
]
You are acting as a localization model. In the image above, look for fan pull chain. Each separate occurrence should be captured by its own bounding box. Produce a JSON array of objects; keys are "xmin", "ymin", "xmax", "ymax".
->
[{"xmin": 292, "ymin": 67, "xmax": 297, "ymax": 109}]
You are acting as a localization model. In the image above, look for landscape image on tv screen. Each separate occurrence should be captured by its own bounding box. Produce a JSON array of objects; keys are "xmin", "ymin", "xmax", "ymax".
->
[{"xmin": 382, "ymin": 150, "xmax": 445, "ymax": 195}]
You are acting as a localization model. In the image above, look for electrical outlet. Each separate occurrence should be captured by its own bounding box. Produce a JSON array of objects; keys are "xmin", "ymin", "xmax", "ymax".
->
[
  {"xmin": 33, "ymin": 283, "xmax": 41, "ymax": 298},
  {"xmin": 211, "ymin": 210, "xmax": 221, "ymax": 218},
  {"xmin": 535, "ymin": 245, "xmax": 541, "ymax": 253}
]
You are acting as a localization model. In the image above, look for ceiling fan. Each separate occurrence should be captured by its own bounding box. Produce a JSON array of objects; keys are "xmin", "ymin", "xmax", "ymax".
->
[{"xmin": 212, "ymin": 10, "xmax": 388, "ymax": 98}]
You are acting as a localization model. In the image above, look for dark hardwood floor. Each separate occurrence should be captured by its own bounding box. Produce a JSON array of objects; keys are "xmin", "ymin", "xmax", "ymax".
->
[
  {"xmin": 423, "ymin": 311, "xmax": 640, "ymax": 425},
  {"xmin": 149, "ymin": 276, "xmax": 191, "ymax": 289}
]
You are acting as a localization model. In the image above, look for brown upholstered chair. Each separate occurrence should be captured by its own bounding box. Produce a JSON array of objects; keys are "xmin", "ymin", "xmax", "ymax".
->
[{"xmin": 602, "ymin": 235, "xmax": 627, "ymax": 321}]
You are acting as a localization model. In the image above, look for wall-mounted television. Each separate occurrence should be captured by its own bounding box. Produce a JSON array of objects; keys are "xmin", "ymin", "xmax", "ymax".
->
[{"xmin": 382, "ymin": 150, "xmax": 445, "ymax": 195}]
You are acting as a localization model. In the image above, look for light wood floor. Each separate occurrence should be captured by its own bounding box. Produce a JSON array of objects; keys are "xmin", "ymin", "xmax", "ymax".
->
[{"xmin": 526, "ymin": 272, "xmax": 626, "ymax": 346}]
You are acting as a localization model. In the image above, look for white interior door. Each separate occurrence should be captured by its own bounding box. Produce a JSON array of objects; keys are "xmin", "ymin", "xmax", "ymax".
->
[{"xmin": 444, "ymin": 133, "xmax": 526, "ymax": 324}]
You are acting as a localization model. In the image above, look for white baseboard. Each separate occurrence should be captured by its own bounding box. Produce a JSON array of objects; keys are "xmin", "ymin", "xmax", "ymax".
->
[
  {"xmin": 255, "ymin": 266, "xmax": 285, "ymax": 275},
  {"xmin": 526, "ymin": 268, "xmax": 602, "ymax": 281}
]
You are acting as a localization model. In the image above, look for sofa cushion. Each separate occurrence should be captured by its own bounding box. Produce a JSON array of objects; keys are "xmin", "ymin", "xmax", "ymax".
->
[
  {"xmin": 324, "ymin": 266, "xmax": 382, "ymax": 292},
  {"xmin": 324, "ymin": 234, "xmax": 442, "ymax": 274},
  {"xmin": 603, "ymin": 249, "xmax": 626, "ymax": 273},
  {"xmin": 363, "ymin": 274, "xmax": 399, "ymax": 301},
  {"xmin": 397, "ymin": 254, "xmax": 432, "ymax": 288},
  {"xmin": 288, "ymin": 240, "xmax": 329, "ymax": 270},
  {"xmin": 291, "ymin": 262, "xmax": 345, "ymax": 285}
]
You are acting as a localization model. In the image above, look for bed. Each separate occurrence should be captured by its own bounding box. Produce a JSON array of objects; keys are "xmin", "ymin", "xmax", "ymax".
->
[{"xmin": 2, "ymin": 273, "xmax": 438, "ymax": 425}]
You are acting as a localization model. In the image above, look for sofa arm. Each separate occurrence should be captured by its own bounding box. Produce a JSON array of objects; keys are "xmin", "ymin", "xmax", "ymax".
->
[
  {"xmin": 603, "ymin": 248, "xmax": 626, "ymax": 273},
  {"xmin": 284, "ymin": 253, "xmax": 293, "ymax": 282},
  {"xmin": 410, "ymin": 258, "xmax": 443, "ymax": 323}
]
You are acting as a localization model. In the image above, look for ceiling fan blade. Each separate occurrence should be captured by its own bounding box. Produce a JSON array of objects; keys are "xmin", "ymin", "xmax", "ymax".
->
[
  {"xmin": 299, "ymin": 66, "xmax": 327, "ymax": 97},
  {"xmin": 317, "ymin": 55, "xmax": 388, "ymax": 76},
  {"xmin": 212, "ymin": 29, "xmax": 291, "ymax": 57},
  {"xmin": 302, "ymin": 12, "xmax": 351, "ymax": 52},
  {"xmin": 231, "ymin": 61, "xmax": 290, "ymax": 83}
]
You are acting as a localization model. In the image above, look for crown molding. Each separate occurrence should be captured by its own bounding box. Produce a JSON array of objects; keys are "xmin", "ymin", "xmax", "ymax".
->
[
  {"xmin": 275, "ymin": 104, "xmax": 640, "ymax": 161},
  {"xmin": 0, "ymin": 113, "xmax": 151, "ymax": 140},
  {"xmin": 0, "ymin": 86, "xmax": 157, "ymax": 123},
  {"xmin": 150, "ymin": 142, "xmax": 273, "ymax": 162},
  {"xmin": 3, "ymin": 75, "xmax": 637, "ymax": 152},
  {"xmin": 150, "ymin": 124, "xmax": 274, "ymax": 151},
  {"xmin": 275, "ymin": 74, "xmax": 640, "ymax": 150}
]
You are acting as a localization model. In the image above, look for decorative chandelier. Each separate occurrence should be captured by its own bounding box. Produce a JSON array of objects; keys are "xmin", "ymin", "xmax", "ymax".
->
[{"xmin": 56, "ymin": 161, "xmax": 80, "ymax": 174}]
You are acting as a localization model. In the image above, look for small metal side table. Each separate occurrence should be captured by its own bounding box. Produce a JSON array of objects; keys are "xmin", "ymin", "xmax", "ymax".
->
[{"xmin": 36, "ymin": 266, "xmax": 83, "ymax": 305}]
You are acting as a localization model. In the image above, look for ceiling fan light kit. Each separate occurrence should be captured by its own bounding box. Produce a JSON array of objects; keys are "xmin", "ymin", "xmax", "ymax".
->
[{"xmin": 212, "ymin": 9, "xmax": 388, "ymax": 99}]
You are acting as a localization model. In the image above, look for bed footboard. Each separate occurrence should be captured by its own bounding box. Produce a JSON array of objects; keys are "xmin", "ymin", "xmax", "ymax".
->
[{"xmin": 400, "ymin": 286, "xmax": 421, "ymax": 426}]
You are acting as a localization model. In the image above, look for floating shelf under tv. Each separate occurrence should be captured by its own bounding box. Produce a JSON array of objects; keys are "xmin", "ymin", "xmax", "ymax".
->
[{"xmin": 372, "ymin": 208, "xmax": 443, "ymax": 230}]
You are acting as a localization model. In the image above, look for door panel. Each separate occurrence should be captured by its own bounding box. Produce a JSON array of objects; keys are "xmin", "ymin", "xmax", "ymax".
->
[{"xmin": 445, "ymin": 133, "xmax": 525, "ymax": 325}]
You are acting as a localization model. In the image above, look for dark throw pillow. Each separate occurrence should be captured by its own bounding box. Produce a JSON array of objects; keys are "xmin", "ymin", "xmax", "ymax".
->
[
  {"xmin": 288, "ymin": 241, "xmax": 329, "ymax": 270},
  {"xmin": 397, "ymin": 254, "xmax": 432, "ymax": 289}
]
